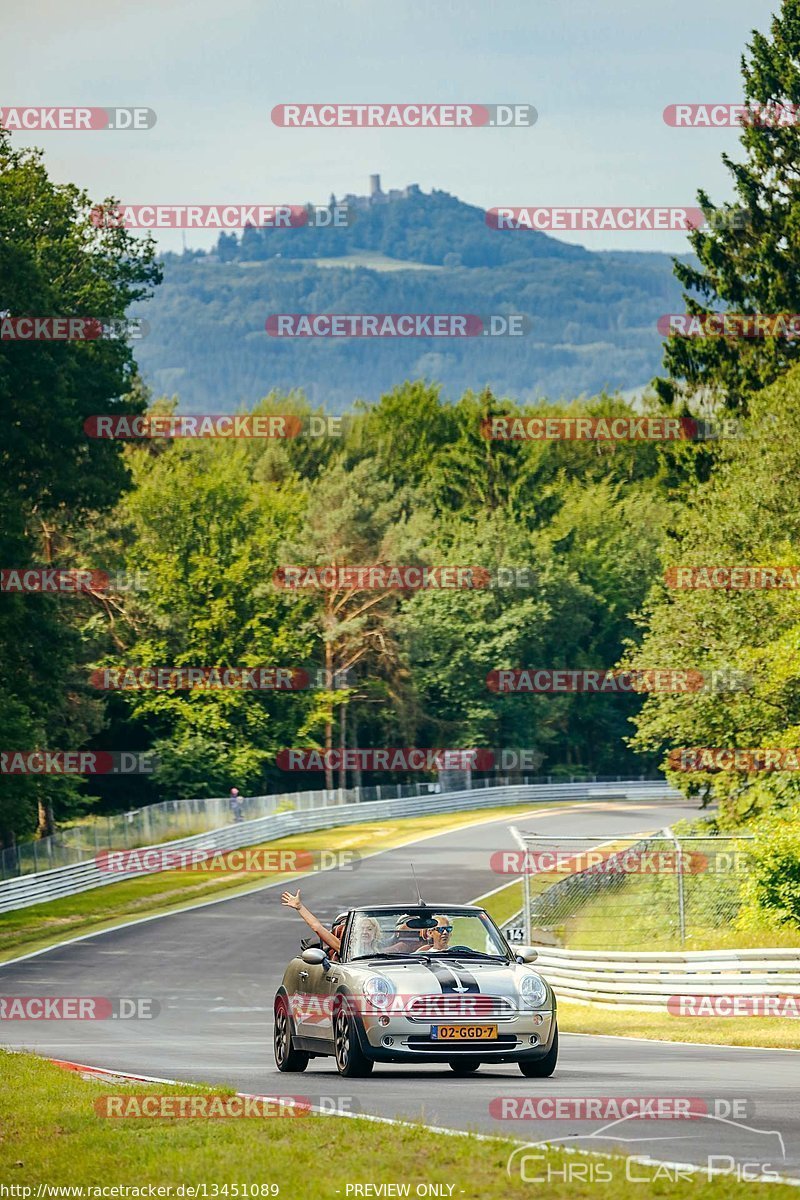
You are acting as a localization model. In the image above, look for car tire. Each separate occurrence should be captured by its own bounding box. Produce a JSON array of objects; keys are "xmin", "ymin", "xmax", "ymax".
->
[
  {"xmin": 333, "ymin": 995, "xmax": 374, "ymax": 1078},
  {"xmin": 274, "ymin": 996, "xmax": 309, "ymax": 1072},
  {"xmin": 448, "ymin": 1057, "xmax": 480, "ymax": 1075},
  {"xmin": 519, "ymin": 1025, "xmax": 558, "ymax": 1077}
]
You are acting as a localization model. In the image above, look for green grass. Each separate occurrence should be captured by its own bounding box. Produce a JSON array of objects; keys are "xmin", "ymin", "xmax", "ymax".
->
[
  {"xmin": 0, "ymin": 802, "xmax": 556, "ymax": 963},
  {"xmin": 565, "ymin": 889, "xmax": 800, "ymax": 951},
  {"xmin": 559, "ymin": 1000, "xmax": 800, "ymax": 1050},
  {"xmin": 563, "ymin": 892, "xmax": 800, "ymax": 952},
  {"xmin": 476, "ymin": 879, "xmax": 523, "ymax": 928},
  {"xmin": 541, "ymin": 829, "xmax": 800, "ymax": 952},
  {"xmin": 2, "ymin": 1050, "xmax": 797, "ymax": 1197}
]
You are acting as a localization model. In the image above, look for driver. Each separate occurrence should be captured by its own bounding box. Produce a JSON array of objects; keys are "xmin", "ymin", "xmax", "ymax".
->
[
  {"xmin": 383, "ymin": 913, "xmax": 425, "ymax": 954},
  {"xmin": 415, "ymin": 913, "xmax": 453, "ymax": 953}
]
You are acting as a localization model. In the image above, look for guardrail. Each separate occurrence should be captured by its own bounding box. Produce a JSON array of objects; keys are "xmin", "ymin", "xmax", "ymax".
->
[
  {"xmin": 1, "ymin": 772, "xmax": 669, "ymax": 880},
  {"xmin": 533, "ymin": 946, "xmax": 800, "ymax": 1008},
  {"xmin": 0, "ymin": 778, "xmax": 678, "ymax": 914}
]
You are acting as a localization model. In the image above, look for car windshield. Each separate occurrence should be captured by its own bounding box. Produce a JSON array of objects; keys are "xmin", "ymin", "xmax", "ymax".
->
[{"xmin": 345, "ymin": 907, "xmax": 509, "ymax": 960}]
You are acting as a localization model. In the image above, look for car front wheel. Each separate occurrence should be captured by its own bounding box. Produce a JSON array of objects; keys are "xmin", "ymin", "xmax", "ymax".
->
[
  {"xmin": 333, "ymin": 996, "xmax": 374, "ymax": 1078},
  {"xmin": 274, "ymin": 996, "xmax": 309, "ymax": 1072},
  {"xmin": 519, "ymin": 1025, "xmax": 558, "ymax": 1077}
]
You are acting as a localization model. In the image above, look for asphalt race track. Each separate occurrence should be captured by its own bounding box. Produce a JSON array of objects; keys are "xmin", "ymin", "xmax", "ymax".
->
[{"xmin": 2, "ymin": 798, "xmax": 798, "ymax": 1180}]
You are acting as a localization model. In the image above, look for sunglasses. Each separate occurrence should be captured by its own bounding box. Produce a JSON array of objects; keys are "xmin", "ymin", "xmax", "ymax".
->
[{"xmin": 434, "ymin": 925, "xmax": 454, "ymax": 935}]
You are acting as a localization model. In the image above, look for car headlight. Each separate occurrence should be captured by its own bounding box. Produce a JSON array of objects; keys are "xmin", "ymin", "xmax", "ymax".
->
[
  {"xmin": 519, "ymin": 972, "xmax": 548, "ymax": 1009},
  {"xmin": 362, "ymin": 976, "xmax": 396, "ymax": 1011}
]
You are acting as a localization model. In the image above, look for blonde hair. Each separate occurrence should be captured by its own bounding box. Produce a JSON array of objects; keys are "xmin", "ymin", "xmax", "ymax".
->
[{"xmin": 353, "ymin": 915, "xmax": 382, "ymax": 953}]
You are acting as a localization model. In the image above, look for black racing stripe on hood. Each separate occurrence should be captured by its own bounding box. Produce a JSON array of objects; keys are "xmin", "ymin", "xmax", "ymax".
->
[{"xmin": 421, "ymin": 958, "xmax": 481, "ymax": 994}]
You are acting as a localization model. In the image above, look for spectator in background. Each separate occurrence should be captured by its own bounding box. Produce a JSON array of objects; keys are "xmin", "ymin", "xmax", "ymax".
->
[{"xmin": 230, "ymin": 787, "xmax": 244, "ymax": 822}]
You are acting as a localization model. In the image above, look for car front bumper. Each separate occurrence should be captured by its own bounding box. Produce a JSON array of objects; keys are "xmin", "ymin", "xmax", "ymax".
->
[{"xmin": 356, "ymin": 1007, "xmax": 556, "ymax": 1062}]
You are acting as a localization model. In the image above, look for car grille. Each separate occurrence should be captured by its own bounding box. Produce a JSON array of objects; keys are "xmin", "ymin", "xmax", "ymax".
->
[
  {"xmin": 404, "ymin": 994, "xmax": 517, "ymax": 1022},
  {"xmin": 406, "ymin": 1035, "xmax": 519, "ymax": 1051}
]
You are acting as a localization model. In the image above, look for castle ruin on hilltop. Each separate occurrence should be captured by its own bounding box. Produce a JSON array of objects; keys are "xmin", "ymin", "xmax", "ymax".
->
[{"xmin": 332, "ymin": 175, "xmax": 422, "ymax": 211}]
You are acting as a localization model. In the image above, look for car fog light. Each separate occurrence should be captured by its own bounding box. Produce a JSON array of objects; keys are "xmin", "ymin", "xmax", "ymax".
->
[
  {"xmin": 382, "ymin": 1036, "xmax": 394, "ymax": 1047},
  {"xmin": 379, "ymin": 1015, "xmax": 390, "ymax": 1026},
  {"xmin": 528, "ymin": 1035, "xmax": 540, "ymax": 1045},
  {"xmin": 531, "ymin": 1013, "xmax": 544, "ymax": 1025}
]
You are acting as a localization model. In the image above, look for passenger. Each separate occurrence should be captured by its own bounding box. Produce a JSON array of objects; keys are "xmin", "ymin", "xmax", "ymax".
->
[
  {"xmin": 281, "ymin": 888, "xmax": 341, "ymax": 953},
  {"xmin": 328, "ymin": 917, "xmax": 347, "ymax": 962},
  {"xmin": 350, "ymin": 916, "xmax": 382, "ymax": 957},
  {"xmin": 415, "ymin": 914, "xmax": 453, "ymax": 953}
]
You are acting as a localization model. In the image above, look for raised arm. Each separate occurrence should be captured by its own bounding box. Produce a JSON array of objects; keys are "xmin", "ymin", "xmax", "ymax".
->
[{"xmin": 280, "ymin": 889, "xmax": 341, "ymax": 951}]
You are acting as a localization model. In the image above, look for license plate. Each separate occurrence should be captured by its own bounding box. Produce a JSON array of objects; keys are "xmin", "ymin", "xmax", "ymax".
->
[{"xmin": 430, "ymin": 1024, "xmax": 498, "ymax": 1041}]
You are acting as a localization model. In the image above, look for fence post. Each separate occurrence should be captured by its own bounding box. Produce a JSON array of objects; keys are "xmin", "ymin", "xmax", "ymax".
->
[
  {"xmin": 663, "ymin": 826, "xmax": 686, "ymax": 945},
  {"xmin": 509, "ymin": 826, "xmax": 531, "ymax": 945}
]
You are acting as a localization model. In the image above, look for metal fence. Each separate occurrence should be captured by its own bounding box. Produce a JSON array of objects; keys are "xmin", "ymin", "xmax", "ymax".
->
[
  {"xmin": 0, "ymin": 778, "xmax": 679, "ymax": 913},
  {"xmin": 0, "ymin": 773, "xmax": 665, "ymax": 881},
  {"xmin": 508, "ymin": 827, "xmax": 755, "ymax": 949},
  {"xmin": 1, "ymin": 788, "xmax": 353, "ymax": 880}
]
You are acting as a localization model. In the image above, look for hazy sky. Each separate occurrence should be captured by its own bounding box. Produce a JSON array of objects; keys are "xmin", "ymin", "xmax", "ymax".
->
[{"xmin": 2, "ymin": 0, "xmax": 780, "ymax": 253}]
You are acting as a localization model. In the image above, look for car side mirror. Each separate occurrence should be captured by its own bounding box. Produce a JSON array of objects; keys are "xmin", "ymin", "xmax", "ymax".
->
[
  {"xmin": 515, "ymin": 946, "xmax": 538, "ymax": 964},
  {"xmin": 301, "ymin": 947, "xmax": 327, "ymax": 965}
]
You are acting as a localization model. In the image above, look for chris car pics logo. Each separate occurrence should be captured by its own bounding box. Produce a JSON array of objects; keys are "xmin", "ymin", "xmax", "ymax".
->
[{"xmin": 506, "ymin": 1113, "xmax": 787, "ymax": 1185}]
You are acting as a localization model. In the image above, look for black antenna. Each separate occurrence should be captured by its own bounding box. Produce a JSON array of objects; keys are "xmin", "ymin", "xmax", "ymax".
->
[{"xmin": 410, "ymin": 862, "xmax": 426, "ymax": 906}]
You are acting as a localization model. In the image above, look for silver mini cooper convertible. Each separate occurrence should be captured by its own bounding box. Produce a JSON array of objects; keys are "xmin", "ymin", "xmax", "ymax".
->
[{"xmin": 273, "ymin": 903, "xmax": 557, "ymax": 1077}]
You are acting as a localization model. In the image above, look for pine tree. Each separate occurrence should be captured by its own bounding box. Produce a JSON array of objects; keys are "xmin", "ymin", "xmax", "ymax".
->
[{"xmin": 657, "ymin": 0, "xmax": 800, "ymax": 413}]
